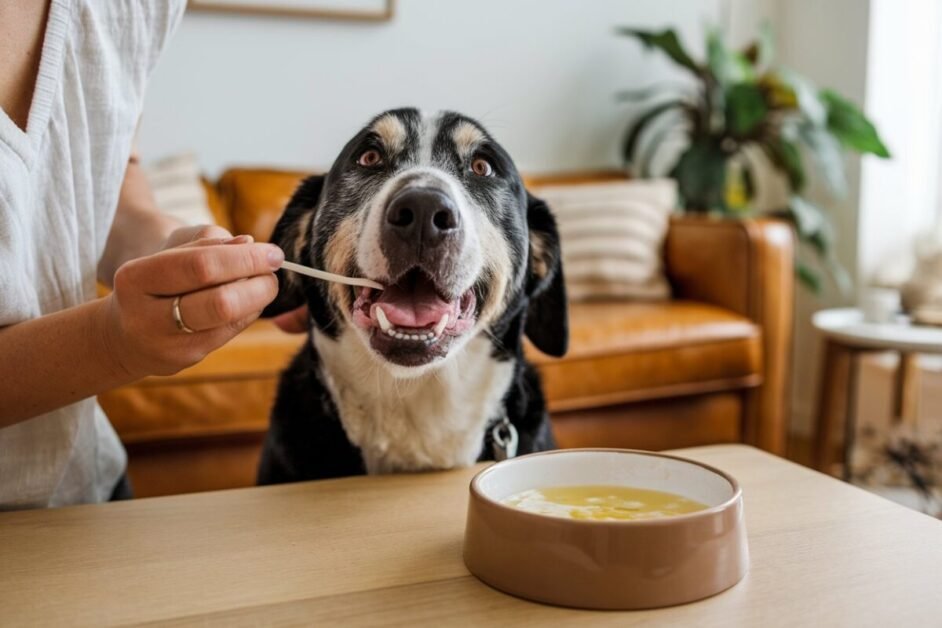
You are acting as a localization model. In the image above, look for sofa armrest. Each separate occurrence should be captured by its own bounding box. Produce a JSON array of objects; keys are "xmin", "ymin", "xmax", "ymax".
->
[{"xmin": 665, "ymin": 215, "xmax": 795, "ymax": 454}]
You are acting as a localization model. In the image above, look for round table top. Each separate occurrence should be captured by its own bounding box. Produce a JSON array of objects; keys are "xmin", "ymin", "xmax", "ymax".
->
[{"xmin": 812, "ymin": 307, "xmax": 942, "ymax": 353}]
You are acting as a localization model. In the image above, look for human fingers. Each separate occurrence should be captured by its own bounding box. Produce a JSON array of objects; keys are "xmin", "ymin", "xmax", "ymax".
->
[
  {"xmin": 117, "ymin": 242, "xmax": 284, "ymax": 297},
  {"xmin": 163, "ymin": 224, "xmax": 233, "ymax": 249},
  {"xmin": 171, "ymin": 274, "xmax": 278, "ymax": 332}
]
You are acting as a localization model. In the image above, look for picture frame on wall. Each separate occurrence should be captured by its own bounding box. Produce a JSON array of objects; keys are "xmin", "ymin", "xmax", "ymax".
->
[{"xmin": 188, "ymin": 0, "xmax": 395, "ymax": 22}]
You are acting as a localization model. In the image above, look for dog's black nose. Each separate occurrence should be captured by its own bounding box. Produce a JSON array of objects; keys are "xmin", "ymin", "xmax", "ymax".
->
[{"xmin": 384, "ymin": 187, "xmax": 460, "ymax": 248}]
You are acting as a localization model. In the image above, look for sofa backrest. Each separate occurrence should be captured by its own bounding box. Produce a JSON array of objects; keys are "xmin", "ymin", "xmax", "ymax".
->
[{"xmin": 203, "ymin": 167, "xmax": 627, "ymax": 242}]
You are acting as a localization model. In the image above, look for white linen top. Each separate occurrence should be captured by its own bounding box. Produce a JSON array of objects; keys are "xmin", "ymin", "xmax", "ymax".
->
[{"xmin": 0, "ymin": 0, "xmax": 184, "ymax": 509}]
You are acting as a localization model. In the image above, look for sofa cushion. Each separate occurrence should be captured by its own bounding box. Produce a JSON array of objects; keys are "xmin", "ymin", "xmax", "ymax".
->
[
  {"xmin": 100, "ymin": 321, "xmax": 305, "ymax": 444},
  {"xmin": 217, "ymin": 169, "xmax": 309, "ymax": 242},
  {"xmin": 527, "ymin": 300, "xmax": 762, "ymax": 412},
  {"xmin": 103, "ymin": 303, "xmax": 760, "ymax": 444}
]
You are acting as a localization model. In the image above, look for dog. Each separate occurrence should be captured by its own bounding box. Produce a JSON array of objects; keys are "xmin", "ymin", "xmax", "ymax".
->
[{"xmin": 258, "ymin": 108, "xmax": 567, "ymax": 483}]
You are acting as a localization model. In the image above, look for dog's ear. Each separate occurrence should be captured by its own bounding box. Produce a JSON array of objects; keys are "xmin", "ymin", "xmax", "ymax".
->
[
  {"xmin": 523, "ymin": 192, "xmax": 568, "ymax": 357},
  {"xmin": 262, "ymin": 175, "xmax": 325, "ymax": 318}
]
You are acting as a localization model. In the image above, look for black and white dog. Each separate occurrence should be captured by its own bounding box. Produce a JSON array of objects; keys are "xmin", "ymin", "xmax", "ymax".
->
[{"xmin": 258, "ymin": 108, "xmax": 567, "ymax": 483}]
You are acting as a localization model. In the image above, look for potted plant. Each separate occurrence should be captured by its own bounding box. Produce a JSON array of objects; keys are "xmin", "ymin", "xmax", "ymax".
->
[{"xmin": 618, "ymin": 27, "xmax": 890, "ymax": 291}]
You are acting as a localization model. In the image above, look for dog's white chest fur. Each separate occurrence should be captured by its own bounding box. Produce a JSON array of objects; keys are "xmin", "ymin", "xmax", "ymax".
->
[{"xmin": 314, "ymin": 331, "xmax": 515, "ymax": 473}]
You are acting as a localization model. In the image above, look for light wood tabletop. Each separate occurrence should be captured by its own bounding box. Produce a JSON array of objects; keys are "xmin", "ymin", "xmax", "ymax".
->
[{"xmin": 2, "ymin": 444, "xmax": 941, "ymax": 627}]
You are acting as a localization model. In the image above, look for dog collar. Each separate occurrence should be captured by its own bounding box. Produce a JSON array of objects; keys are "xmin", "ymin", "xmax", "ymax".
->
[{"xmin": 490, "ymin": 416, "xmax": 519, "ymax": 461}]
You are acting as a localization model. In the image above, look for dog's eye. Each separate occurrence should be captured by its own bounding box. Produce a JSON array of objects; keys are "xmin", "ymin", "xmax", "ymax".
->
[
  {"xmin": 357, "ymin": 149, "xmax": 383, "ymax": 167},
  {"xmin": 471, "ymin": 158, "xmax": 494, "ymax": 177}
]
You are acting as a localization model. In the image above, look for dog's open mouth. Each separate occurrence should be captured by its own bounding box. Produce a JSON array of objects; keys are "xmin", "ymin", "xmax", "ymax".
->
[{"xmin": 352, "ymin": 268, "xmax": 476, "ymax": 350}]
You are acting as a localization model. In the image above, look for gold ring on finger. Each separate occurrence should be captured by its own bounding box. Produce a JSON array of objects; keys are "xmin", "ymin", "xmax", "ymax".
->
[{"xmin": 172, "ymin": 295, "xmax": 195, "ymax": 334}]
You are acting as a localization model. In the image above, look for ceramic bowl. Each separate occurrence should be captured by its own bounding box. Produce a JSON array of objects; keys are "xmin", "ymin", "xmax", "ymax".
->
[{"xmin": 463, "ymin": 449, "xmax": 748, "ymax": 610}]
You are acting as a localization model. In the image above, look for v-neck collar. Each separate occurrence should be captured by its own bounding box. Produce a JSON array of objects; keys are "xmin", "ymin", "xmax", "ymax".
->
[{"xmin": 0, "ymin": 0, "xmax": 72, "ymax": 168}]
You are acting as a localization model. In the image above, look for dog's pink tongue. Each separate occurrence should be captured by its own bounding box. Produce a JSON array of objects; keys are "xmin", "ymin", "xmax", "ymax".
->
[{"xmin": 375, "ymin": 280, "xmax": 451, "ymax": 328}]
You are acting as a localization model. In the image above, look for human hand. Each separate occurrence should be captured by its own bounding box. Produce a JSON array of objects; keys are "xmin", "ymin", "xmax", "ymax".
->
[{"xmin": 98, "ymin": 225, "xmax": 284, "ymax": 378}]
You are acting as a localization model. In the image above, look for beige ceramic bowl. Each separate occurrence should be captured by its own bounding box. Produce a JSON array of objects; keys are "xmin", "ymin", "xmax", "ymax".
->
[{"xmin": 463, "ymin": 449, "xmax": 749, "ymax": 610}]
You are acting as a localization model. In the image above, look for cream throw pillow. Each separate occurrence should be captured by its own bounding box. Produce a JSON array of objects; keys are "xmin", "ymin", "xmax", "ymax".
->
[
  {"xmin": 530, "ymin": 179, "xmax": 676, "ymax": 302},
  {"xmin": 143, "ymin": 152, "xmax": 216, "ymax": 226}
]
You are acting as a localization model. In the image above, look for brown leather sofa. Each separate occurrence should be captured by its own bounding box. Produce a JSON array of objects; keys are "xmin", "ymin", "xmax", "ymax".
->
[{"xmin": 98, "ymin": 168, "xmax": 794, "ymax": 497}]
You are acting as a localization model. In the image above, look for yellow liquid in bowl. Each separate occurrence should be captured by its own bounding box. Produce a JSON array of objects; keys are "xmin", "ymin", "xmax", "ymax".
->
[{"xmin": 501, "ymin": 485, "xmax": 708, "ymax": 521}]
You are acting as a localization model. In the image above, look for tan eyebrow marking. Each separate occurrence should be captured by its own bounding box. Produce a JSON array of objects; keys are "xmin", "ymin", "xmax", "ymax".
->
[
  {"xmin": 371, "ymin": 114, "xmax": 407, "ymax": 153},
  {"xmin": 452, "ymin": 120, "xmax": 485, "ymax": 156}
]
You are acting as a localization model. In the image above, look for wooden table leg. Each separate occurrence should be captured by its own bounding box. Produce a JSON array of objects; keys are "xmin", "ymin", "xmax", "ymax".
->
[
  {"xmin": 813, "ymin": 340, "xmax": 852, "ymax": 473},
  {"xmin": 892, "ymin": 352, "xmax": 908, "ymax": 419},
  {"xmin": 841, "ymin": 352, "xmax": 860, "ymax": 481},
  {"xmin": 892, "ymin": 352, "xmax": 919, "ymax": 424}
]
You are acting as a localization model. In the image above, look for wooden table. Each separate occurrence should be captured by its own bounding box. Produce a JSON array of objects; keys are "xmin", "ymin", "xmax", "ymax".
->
[
  {"xmin": 812, "ymin": 308, "xmax": 942, "ymax": 474},
  {"xmin": 2, "ymin": 445, "xmax": 941, "ymax": 626}
]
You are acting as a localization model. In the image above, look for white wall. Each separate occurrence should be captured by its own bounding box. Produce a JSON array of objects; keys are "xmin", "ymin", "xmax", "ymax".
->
[{"xmin": 138, "ymin": 0, "xmax": 772, "ymax": 177}]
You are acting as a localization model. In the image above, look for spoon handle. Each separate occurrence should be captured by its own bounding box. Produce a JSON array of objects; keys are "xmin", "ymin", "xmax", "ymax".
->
[{"xmin": 281, "ymin": 261, "xmax": 384, "ymax": 290}]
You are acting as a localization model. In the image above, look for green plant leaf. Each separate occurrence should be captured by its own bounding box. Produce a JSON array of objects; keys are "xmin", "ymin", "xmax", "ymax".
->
[
  {"xmin": 725, "ymin": 83, "xmax": 767, "ymax": 136},
  {"xmin": 617, "ymin": 28, "xmax": 700, "ymax": 74},
  {"xmin": 796, "ymin": 262, "xmax": 822, "ymax": 294},
  {"xmin": 780, "ymin": 69, "xmax": 827, "ymax": 126},
  {"xmin": 637, "ymin": 114, "xmax": 686, "ymax": 177},
  {"xmin": 798, "ymin": 123, "xmax": 848, "ymax": 197},
  {"xmin": 741, "ymin": 158, "xmax": 756, "ymax": 201},
  {"xmin": 824, "ymin": 253, "xmax": 853, "ymax": 295},
  {"xmin": 707, "ymin": 29, "xmax": 755, "ymax": 85},
  {"xmin": 759, "ymin": 72, "xmax": 799, "ymax": 110},
  {"xmin": 615, "ymin": 82, "xmax": 692, "ymax": 102},
  {"xmin": 780, "ymin": 198, "xmax": 853, "ymax": 295},
  {"xmin": 724, "ymin": 158, "xmax": 752, "ymax": 212},
  {"xmin": 820, "ymin": 89, "xmax": 891, "ymax": 157},
  {"xmin": 785, "ymin": 196, "xmax": 853, "ymax": 295},
  {"xmin": 742, "ymin": 23, "xmax": 775, "ymax": 69},
  {"xmin": 622, "ymin": 100, "xmax": 688, "ymax": 166},
  {"xmin": 789, "ymin": 195, "xmax": 829, "ymax": 240},
  {"xmin": 761, "ymin": 137, "xmax": 805, "ymax": 191},
  {"xmin": 670, "ymin": 139, "xmax": 728, "ymax": 211}
]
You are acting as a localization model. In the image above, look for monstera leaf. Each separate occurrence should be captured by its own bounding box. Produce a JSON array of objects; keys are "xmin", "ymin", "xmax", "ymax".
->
[
  {"xmin": 622, "ymin": 99, "xmax": 691, "ymax": 167},
  {"xmin": 670, "ymin": 139, "xmax": 729, "ymax": 211},
  {"xmin": 617, "ymin": 28, "xmax": 700, "ymax": 74},
  {"xmin": 707, "ymin": 30, "xmax": 755, "ymax": 85},
  {"xmin": 760, "ymin": 136, "xmax": 804, "ymax": 191},
  {"xmin": 821, "ymin": 90, "xmax": 891, "ymax": 157},
  {"xmin": 725, "ymin": 83, "xmax": 767, "ymax": 137}
]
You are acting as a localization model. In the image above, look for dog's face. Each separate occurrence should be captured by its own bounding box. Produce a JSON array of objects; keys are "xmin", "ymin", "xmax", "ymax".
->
[{"xmin": 265, "ymin": 109, "xmax": 567, "ymax": 374}]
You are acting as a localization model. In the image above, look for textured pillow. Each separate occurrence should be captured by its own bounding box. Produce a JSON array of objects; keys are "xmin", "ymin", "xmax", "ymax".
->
[
  {"xmin": 143, "ymin": 152, "xmax": 216, "ymax": 226},
  {"xmin": 530, "ymin": 179, "xmax": 676, "ymax": 302}
]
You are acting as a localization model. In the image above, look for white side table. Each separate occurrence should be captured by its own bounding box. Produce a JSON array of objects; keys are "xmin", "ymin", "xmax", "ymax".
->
[{"xmin": 812, "ymin": 308, "xmax": 942, "ymax": 475}]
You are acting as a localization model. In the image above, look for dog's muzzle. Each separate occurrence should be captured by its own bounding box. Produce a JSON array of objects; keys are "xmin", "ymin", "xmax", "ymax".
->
[
  {"xmin": 351, "ymin": 185, "xmax": 478, "ymax": 367},
  {"xmin": 381, "ymin": 186, "xmax": 462, "ymax": 285}
]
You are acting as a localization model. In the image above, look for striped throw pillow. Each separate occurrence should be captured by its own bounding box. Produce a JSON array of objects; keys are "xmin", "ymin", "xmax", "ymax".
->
[
  {"xmin": 144, "ymin": 153, "xmax": 216, "ymax": 226},
  {"xmin": 530, "ymin": 179, "xmax": 676, "ymax": 302}
]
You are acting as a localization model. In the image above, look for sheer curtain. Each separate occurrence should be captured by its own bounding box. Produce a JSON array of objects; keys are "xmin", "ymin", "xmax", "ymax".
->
[{"xmin": 859, "ymin": 0, "xmax": 942, "ymax": 288}]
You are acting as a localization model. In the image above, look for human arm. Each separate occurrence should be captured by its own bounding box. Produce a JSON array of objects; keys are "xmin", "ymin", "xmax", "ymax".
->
[
  {"xmin": 0, "ymin": 148, "xmax": 285, "ymax": 428},
  {"xmin": 0, "ymin": 237, "xmax": 284, "ymax": 427}
]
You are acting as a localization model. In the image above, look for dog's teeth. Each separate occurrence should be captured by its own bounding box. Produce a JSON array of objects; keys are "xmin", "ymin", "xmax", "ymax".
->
[
  {"xmin": 374, "ymin": 306, "xmax": 392, "ymax": 332},
  {"xmin": 386, "ymin": 328, "xmax": 396, "ymax": 337},
  {"xmin": 434, "ymin": 314, "xmax": 449, "ymax": 336}
]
